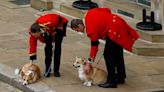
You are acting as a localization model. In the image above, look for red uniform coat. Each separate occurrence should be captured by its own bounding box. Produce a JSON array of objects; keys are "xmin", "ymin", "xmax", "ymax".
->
[
  {"xmin": 29, "ymin": 14, "xmax": 68, "ymax": 56},
  {"xmin": 84, "ymin": 8, "xmax": 139, "ymax": 59}
]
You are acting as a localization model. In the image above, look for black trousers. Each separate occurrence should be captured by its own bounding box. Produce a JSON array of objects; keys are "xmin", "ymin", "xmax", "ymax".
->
[
  {"xmin": 44, "ymin": 23, "xmax": 67, "ymax": 74},
  {"xmin": 103, "ymin": 37, "xmax": 126, "ymax": 84},
  {"xmin": 44, "ymin": 32, "xmax": 64, "ymax": 73}
]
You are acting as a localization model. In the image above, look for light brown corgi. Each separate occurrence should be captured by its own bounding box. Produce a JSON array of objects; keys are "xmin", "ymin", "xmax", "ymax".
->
[
  {"xmin": 15, "ymin": 63, "xmax": 41, "ymax": 85},
  {"xmin": 73, "ymin": 57, "xmax": 107, "ymax": 86}
]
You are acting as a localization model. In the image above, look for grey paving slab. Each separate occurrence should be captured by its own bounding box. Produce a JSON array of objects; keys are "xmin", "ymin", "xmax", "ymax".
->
[
  {"xmin": 0, "ymin": 81, "xmax": 23, "ymax": 92},
  {"xmin": 26, "ymin": 81, "xmax": 53, "ymax": 92},
  {"xmin": 0, "ymin": 0, "xmax": 19, "ymax": 9},
  {"xmin": 0, "ymin": 64, "xmax": 17, "ymax": 79}
]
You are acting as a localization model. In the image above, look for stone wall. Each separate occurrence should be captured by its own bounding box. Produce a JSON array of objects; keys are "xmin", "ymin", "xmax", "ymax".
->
[{"xmin": 30, "ymin": 0, "xmax": 53, "ymax": 11}]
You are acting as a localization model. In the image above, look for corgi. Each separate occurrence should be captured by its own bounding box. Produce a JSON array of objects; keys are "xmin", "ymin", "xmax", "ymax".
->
[
  {"xmin": 15, "ymin": 63, "xmax": 41, "ymax": 85},
  {"xmin": 73, "ymin": 57, "xmax": 107, "ymax": 86}
]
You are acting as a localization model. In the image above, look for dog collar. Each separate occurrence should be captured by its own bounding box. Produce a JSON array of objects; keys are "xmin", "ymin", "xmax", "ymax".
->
[{"xmin": 87, "ymin": 60, "xmax": 93, "ymax": 64}]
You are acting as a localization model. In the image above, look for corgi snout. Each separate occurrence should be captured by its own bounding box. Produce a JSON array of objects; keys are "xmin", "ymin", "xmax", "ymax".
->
[
  {"xmin": 23, "ymin": 81, "xmax": 28, "ymax": 85},
  {"xmin": 73, "ymin": 63, "xmax": 81, "ymax": 68}
]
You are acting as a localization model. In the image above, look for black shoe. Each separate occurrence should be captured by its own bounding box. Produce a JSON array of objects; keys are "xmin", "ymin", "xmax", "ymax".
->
[
  {"xmin": 54, "ymin": 72, "xmax": 60, "ymax": 77},
  {"xmin": 98, "ymin": 83, "xmax": 117, "ymax": 88},
  {"xmin": 117, "ymin": 79, "xmax": 125, "ymax": 84}
]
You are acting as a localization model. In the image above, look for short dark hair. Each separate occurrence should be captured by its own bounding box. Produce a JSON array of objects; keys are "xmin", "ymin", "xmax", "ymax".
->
[
  {"xmin": 30, "ymin": 22, "xmax": 41, "ymax": 33},
  {"xmin": 71, "ymin": 19, "xmax": 83, "ymax": 29}
]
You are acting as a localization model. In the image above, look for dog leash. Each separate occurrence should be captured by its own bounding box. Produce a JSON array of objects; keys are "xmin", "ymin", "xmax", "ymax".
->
[
  {"xmin": 44, "ymin": 42, "xmax": 55, "ymax": 77},
  {"xmin": 95, "ymin": 54, "xmax": 103, "ymax": 65},
  {"xmin": 30, "ymin": 60, "xmax": 33, "ymax": 64},
  {"xmin": 44, "ymin": 67, "xmax": 51, "ymax": 77}
]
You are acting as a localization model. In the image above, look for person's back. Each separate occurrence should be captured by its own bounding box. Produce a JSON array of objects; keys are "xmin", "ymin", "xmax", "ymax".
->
[
  {"xmin": 84, "ymin": 8, "xmax": 139, "ymax": 51},
  {"xmin": 36, "ymin": 14, "xmax": 68, "ymax": 34},
  {"xmin": 84, "ymin": 8, "xmax": 113, "ymax": 39}
]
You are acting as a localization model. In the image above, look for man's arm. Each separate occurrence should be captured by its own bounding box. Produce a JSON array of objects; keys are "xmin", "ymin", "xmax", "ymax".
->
[
  {"xmin": 88, "ymin": 34, "xmax": 99, "ymax": 62},
  {"xmin": 29, "ymin": 34, "xmax": 37, "ymax": 57}
]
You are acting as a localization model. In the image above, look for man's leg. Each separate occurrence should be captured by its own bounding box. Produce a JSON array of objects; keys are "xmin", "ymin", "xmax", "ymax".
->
[
  {"xmin": 44, "ymin": 34, "xmax": 52, "ymax": 77},
  {"xmin": 54, "ymin": 32, "xmax": 64, "ymax": 77},
  {"xmin": 115, "ymin": 47, "xmax": 126, "ymax": 84},
  {"xmin": 98, "ymin": 37, "xmax": 117, "ymax": 88}
]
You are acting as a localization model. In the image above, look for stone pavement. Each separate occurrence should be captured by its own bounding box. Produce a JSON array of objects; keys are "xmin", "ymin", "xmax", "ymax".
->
[
  {"xmin": 0, "ymin": 81, "xmax": 23, "ymax": 92},
  {"xmin": 0, "ymin": 0, "xmax": 164, "ymax": 92}
]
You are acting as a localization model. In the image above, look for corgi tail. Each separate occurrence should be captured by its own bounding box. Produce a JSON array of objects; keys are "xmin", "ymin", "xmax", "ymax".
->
[{"xmin": 15, "ymin": 68, "xmax": 21, "ymax": 75}]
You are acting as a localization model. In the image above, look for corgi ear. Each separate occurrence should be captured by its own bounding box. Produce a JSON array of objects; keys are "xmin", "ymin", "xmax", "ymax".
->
[
  {"xmin": 75, "ymin": 56, "xmax": 79, "ymax": 60},
  {"xmin": 20, "ymin": 71, "xmax": 25, "ymax": 78},
  {"xmin": 27, "ymin": 70, "xmax": 34, "ymax": 78},
  {"xmin": 15, "ymin": 68, "xmax": 21, "ymax": 75},
  {"xmin": 82, "ymin": 59, "xmax": 87, "ymax": 65},
  {"xmin": 82, "ymin": 58, "xmax": 86, "ymax": 64}
]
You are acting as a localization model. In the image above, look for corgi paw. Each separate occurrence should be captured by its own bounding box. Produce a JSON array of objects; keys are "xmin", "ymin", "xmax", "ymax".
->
[
  {"xmin": 86, "ymin": 83, "xmax": 92, "ymax": 87},
  {"xmin": 83, "ymin": 82, "xmax": 88, "ymax": 85},
  {"xmin": 85, "ymin": 81, "xmax": 92, "ymax": 87}
]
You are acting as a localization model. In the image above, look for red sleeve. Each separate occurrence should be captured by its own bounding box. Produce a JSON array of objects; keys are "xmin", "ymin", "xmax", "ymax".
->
[
  {"xmin": 29, "ymin": 34, "xmax": 37, "ymax": 56},
  {"xmin": 88, "ymin": 34, "xmax": 99, "ymax": 59},
  {"xmin": 85, "ymin": 11, "xmax": 100, "ymax": 59},
  {"xmin": 90, "ymin": 46, "xmax": 98, "ymax": 59}
]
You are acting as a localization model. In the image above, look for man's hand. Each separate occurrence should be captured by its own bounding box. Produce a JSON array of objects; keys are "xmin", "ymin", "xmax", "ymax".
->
[
  {"xmin": 30, "ymin": 55, "xmax": 36, "ymax": 61},
  {"xmin": 83, "ymin": 60, "xmax": 92, "ymax": 75},
  {"xmin": 88, "ymin": 57, "xmax": 94, "ymax": 63}
]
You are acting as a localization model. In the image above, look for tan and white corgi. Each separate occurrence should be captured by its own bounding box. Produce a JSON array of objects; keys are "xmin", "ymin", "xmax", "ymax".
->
[
  {"xmin": 15, "ymin": 63, "xmax": 41, "ymax": 85},
  {"xmin": 73, "ymin": 57, "xmax": 107, "ymax": 86}
]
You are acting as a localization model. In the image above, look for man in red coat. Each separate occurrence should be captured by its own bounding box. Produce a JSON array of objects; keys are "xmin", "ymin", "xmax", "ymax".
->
[
  {"xmin": 71, "ymin": 8, "xmax": 139, "ymax": 88},
  {"xmin": 29, "ymin": 14, "xmax": 68, "ymax": 77}
]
